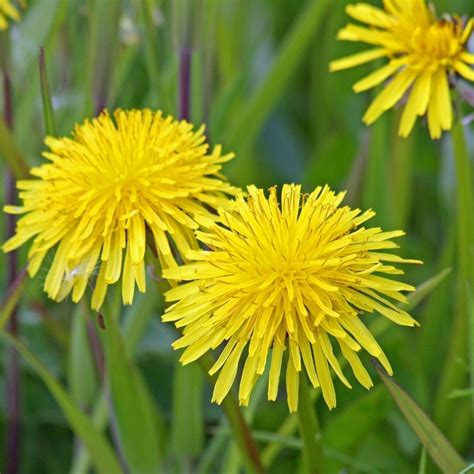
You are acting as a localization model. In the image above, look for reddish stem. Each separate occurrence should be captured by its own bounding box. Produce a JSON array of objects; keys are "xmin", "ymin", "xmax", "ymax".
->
[
  {"xmin": 3, "ymin": 57, "xmax": 21, "ymax": 474},
  {"xmin": 178, "ymin": 47, "xmax": 192, "ymax": 121}
]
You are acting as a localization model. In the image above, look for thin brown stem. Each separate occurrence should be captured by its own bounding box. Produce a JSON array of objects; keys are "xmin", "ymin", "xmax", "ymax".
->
[{"xmin": 2, "ymin": 32, "xmax": 21, "ymax": 474}]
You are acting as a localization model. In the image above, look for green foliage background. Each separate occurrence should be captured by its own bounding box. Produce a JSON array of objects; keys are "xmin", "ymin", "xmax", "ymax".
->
[{"xmin": 1, "ymin": 0, "xmax": 474, "ymax": 472}]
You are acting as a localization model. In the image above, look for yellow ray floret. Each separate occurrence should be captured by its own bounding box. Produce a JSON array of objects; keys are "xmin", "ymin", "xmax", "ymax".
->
[
  {"xmin": 3, "ymin": 109, "xmax": 238, "ymax": 310},
  {"xmin": 330, "ymin": 1, "xmax": 474, "ymax": 139},
  {"xmin": 0, "ymin": 0, "xmax": 22, "ymax": 30},
  {"xmin": 163, "ymin": 184, "xmax": 421, "ymax": 412}
]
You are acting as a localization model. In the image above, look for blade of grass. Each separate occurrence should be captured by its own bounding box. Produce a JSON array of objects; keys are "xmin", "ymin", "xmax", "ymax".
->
[
  {"xmin": 434, "ymin": 122, "xmax": 474, "ymax": 447},
  {"xmin": 103, "ymin": 309, "xmax": 162, "ymax": 474},
  {"xmin": 171, "ymin": 363, "xmax": 204, "ymax": 457},
  {"xmin": 69, "ymin": 291, "xmax": 162, "ymax": 474},
  {"xmin": 374, "ymin": 360, "xmax": 466, "ymax": 474},
  {"xmin": 0, "ymin": 332, "xmax": 123, "ymax": 474},
  {"xmin": 39, "ymin": 47, "xmax": 57, "ymax": 136},
  {"xmin": 67, "ymin": 305, "xmax": 98, "ymax": 408}
]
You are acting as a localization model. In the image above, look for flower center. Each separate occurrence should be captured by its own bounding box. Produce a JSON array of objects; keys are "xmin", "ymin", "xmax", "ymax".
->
[{"xmin": 409, "ymin": 20, "xmax": 464, "ymax": 63}]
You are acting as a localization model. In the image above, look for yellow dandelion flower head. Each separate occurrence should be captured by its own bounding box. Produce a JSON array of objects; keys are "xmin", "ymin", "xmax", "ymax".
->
[
  {"xmin": 3, "ymin": 109, "xmax": 238, "ymax": 310},
  {"xmin": 0, "ymin": 0, "xmax": 23, "ymax": 30},
  {"xmin": 329, "ymin": 0, "xmax": 474, "ymax": 139},
  {"xmin": 163, "ymin": 184, "xmax": 420, "ymax": 412}
]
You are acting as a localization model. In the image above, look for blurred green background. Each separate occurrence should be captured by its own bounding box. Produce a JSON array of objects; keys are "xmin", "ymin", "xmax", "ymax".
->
[{"xmin": 1, "ymin": 0, "xmax": 474, "ymax": 472}]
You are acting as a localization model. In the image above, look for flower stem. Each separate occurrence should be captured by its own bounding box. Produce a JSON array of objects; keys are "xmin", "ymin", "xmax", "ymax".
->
[
  {"xmin": 178, "ymin": 47, "xmax": 192, "ymax": 122},
  {"xmin": 1, "ymin": 31, "xmax": 21, "ymax": 474},
  {"xmin": 434, "ymin": 121, "xmax": 474, "ymax": 446},
  {"xmin": 198, "ymin": 353, "xmax": 265, "ymax": 474},
  {"xmin": 297, "ymin": 374, "xmax": 323, "ymax": 474}
]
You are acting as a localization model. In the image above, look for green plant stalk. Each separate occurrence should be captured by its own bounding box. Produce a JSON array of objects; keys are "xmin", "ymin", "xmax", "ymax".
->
[
  {"xmin": 434, "ymin": 122, "xmax": 474, "ymax": 446},
  {"xmin": 198, "ymin": 353, "xmax": 265, "ymax": 474},
  {"xmin": 297, "ymin": 374, "xmax": 323, "ymax": 474}
]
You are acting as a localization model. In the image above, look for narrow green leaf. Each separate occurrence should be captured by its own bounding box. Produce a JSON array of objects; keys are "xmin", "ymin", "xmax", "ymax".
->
[
  {"xmin": 406, "ymin": 268, "xmax": 451, "ymax": 311},
  {"xmin": 0, "ymin": 268, "xmax": 26, "ymax": 331},
  {"xmin": 0, "ymin": 119, "xmax": 30, "ymax": 180},
  {"xmin": 67, "ymin": 305, "xmax": 98, "ymax": 408},
  {"xmin": 448, "ymin": 388, "xmax": 474, "ymax": 400},
  {"xmin": 104, "ymin": 312, "xmax": 162, "ymax": 474},
  {"xmin": 171, "ymin": 362, "xmax": 204, "ymax": 456},
  {"xmin": 418, "ymin": 448, "xmax": 427, "ymax": 474},
  {"xmin": 375, "ymin": 362, "xmax": 466, "ymax": 474},
  {"xmin": 0, "ymin": 332, "xmax": 122, "ymax": 474},
  {"xmin": 39, "ymin": 47, "xmax": 57, "ymax": 136},
  {"xmin": 70, "ymin": 291, "xmax": 164, "ymax": 474}
]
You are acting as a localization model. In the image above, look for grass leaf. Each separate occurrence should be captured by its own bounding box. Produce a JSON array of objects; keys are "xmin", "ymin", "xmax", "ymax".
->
[
  {"xmin": 103, "ymin": 311, "xmax": 162, "ymax": 474},
  {"xmin": 0, "ymin": 332, "xmax": 123, "ymax": 474},
  {"xmin": 374, "ymin": 361, "xmax": 467, "ymax": 474}
]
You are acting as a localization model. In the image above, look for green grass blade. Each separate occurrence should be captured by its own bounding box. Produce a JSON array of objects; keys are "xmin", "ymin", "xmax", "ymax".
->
[
  {"xmin": 104, "ymin": 312, "xmax": 162, "ymax": 474},
  {"xmin": 406, "ymin": 268, "xmax": 451, "ymax": 311},
  {"xmin": 0, "ymin": 332, "xmax": 123, "ymax": 474},
  {"xmin": 67, "ymin": 305, "xmax": 98, "ymax": 408},
  {"xmin": 375, "ymin": 362, "xmax": 466, "ymax": 474},
  {"xmin": 39, "ymin": 48, "xmax": 57, "ymax": 136},
  {"xmin": 171, "ymin": 362, "xmax": 204, "ymax": 456}
]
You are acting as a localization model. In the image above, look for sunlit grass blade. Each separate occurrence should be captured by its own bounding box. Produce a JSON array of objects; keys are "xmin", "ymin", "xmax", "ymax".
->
[
  {"xmin": 374, "ymin": 361, "xmax": 467, "ymax": 474},
  {"xmin": 103, "ymin": 310, "xmax": 162, "ymax": 474},
  {"xmin": 0, "ymin": 268, "xmax": 26, "ymax": 331},
  {"xmin": 0, "ymin": 331, "xmax": 123, "ymax": 474},
  {"xmin": 39, "ymin": 47, "xmax": 56, "ymax": 136}
]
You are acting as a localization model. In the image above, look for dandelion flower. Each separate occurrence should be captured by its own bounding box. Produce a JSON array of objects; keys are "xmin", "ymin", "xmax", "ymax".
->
[
  {"xmin": 329, "ymin": 1, "xmax": 474, "ymax": 138},
  {"xmin": 163, "ymin": 185, "xmax": 420, "ymax": 411},
  {"xmin": 0, "ymin": 0, "xmax": 22, "ymax": 30},
  {"xmin": 3, "ymin": 109, "xmax": 237, "ymax": 310}
]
